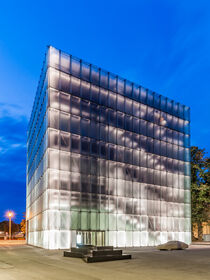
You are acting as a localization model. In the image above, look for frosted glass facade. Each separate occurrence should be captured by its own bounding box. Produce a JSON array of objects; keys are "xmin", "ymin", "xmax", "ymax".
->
[{"xmin": 26, "ymin": 46, "xmax": 191, "ymax": 249}]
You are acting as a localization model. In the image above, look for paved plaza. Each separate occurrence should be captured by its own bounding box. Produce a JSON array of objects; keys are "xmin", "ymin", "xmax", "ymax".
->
[{"xmin": 0, "ymin": 242, "xmax": 210, "ymax": 280}]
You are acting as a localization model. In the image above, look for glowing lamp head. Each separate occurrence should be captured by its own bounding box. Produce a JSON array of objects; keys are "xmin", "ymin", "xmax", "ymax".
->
[{"xmin": 6, "ymin": 211, "xmax": 14, "ymax": 218}]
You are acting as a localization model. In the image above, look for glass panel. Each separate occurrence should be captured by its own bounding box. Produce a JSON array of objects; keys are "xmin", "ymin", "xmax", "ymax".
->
[
  {"xmin": 60, "ymin": 171, "xmax": 70, "ymax": 191},
  {"xmin": 125, "ymin": 131, "xmax": 132, "ymax": 148},
  {"xmin": 49, "ymin": 149, "xmax": 59, "ymax": 169},
  {"xmin": 81, "ymin": 118, "xmax": 90, "ymax": 137},
  {"xmin": 49, "ymin": 47, "xmax": 59, "ymax": 68},
  {"xmin": 140, "ymin": 135, "xmax": 147, "ymax": 152},
  {"xmin": 100, "ymin": 70, "xmax": 108, "ymax": 88},
  {"xmin": 108, "ymin": 91, "xmax": 116, "ymax": 109},
  {"xmin": 49, "ymin": 128, "xmax": 59, "ymax": 149},
  {"xmin": 70, "ymin": 154, "xmax": 80, "ymax": 172},
  {"xmin": 109, "ymin": 144, "xmax": 116, "ymax": 161},
  {"xmin": 91, "ymin": 65, "xmax": 99, "ymax": 85},
  {"xmin": 125, "ymin": 115, "xmax": 132, "ymax": 131},
  {"xmin": 71, "ymin": 174, "xmax": 81, "ymax": 192},
  {"xmin": 48, "ymin": 169, "xmax": 59, "ymax": 189},
  {"xmin": 100, "ymin": 142, "xmax": 107, "ymax": 159},
  {"xmin": 125, "ymin": 81, "xmax": 132, "ymax": 97},
  {"xmin": 179, "ymin": 133, "xmax": 184, "ymax": 146},
  {"xmin": 100, "ymin": 88, "xmax": 108, "ymax": 106},
  {"xmin": 125, "ymin": 98, "xmax": 132, "ymax": 114},
  {"xmin": 71, "ymin": 57, "xmax": 80, "ymax": 77},
  {"xmin": 109, "ymin": 126, "xmax": 116, "ymax": 144},
  {"xmin": 140, "ymin": 104, "xmax": 147, "ymax": 119},
  {"xmin": 70, "ymin": 96, "xmax": 80, "ymax": 116},
  {"xmin": 71, "ymin": 134, "xmax": 80, "ymax": 153},
  {"xmin": 81, "ymin": 100, "xmax": 90, "ymax": 118},
  {"xmin": 91, "ymin": 103, "xmax": 99, "ymax": 122},
  {"xmin": 140, "ymin": 87, "xmax": 147, "ymax": 103},
  {"xmin": 109, "ymin": 109, "xmax": 116, "ymax": 126},
  {"xmin": 140, "ymin": 119, "xmax": 147, "ymax": 136},
  {"xmin": 81, "ymin": 80, "xmax": 90, "ymax": 99},
  {"xmin": 154, "ymin": 124, "xmax": 160, "ymax": 139},
  {"xmin": 71, "ymin": 76, "xmax": 80, "ymax": 96},
  {"xmin": 91, "ymin": 139, "xmax": 99, "ymax": 156},
  {"xmin": 60, "ymin": 151, "xmax": 70, "ymax": 171},
  {"xmin": 117, "ymin": 129, "xmax": 124, "ymax": 146},
  {"xmin": 154, "ymin": 94, "xmax": 160, "ymax": 109},
  {"xmin": 49, "ymin": 68, "xmax": 59, "ymax": 90},
  {"xmin": 147, "ymin": 122, "xmax": 154, "ymax": 138},
  {"xmin": 70, "ymin": 195, "xmax": 80, "ymax": 211},
  {"xmin": 90, "ymin": 121, "xmax": 99, "ymax": 139},
  {"xmin": 60, "ymin": 112, "xmax": 70, "ymax": 132},
  {"xmin": 109, "ymin": 73, "xmax": 117, "ymax": 92},
  {"xmin": 184, "ymin": 106, "xmax": 190, "ymax": 121},
  {"xmin": 117, "ymin": 95, "xmax": 124, "ymax": 112},
  {"xmin": 100, "ymin": 124, "xmax": 107, "ymax": 141},
  {"xmin": 147, "ymin": 90, "xmax": 154, "ymax": 106},
  {"xmin": 147, "ymin": 107, "xmax": 154, "ymax": 122},
  {"xmin": 80, "ymin": 156, "xmax": 90, "ymax": 175},
  {"xmin": 90, "ymin": 85, "xmax": 99, "ymax": 103},
  {"xmin": 184, "ymin": 121, "xmax": 190, "ymax": 134},
  {"xmin": 60, "ymin": 132, "xmax": 70, "ymax": 152},
  {"xmin": 60, "ymin": 92, "xmax": 70, "ymax": 113},
  {"xmin": 160, "ymin": 96, "xmax": 167, "ymax": 111},
  {"xmin": 81, "ymin": 62, "xmax": 90, "ymax": 81},
  {"xmin": 133, "ymin": 101, "xmax": 140, "ymax": 117},
  {"xmin": 117, "ymin": 77, "xmax": 124, "ymax": 94},
  {"xmin": 117, "ymin": 112, "xmax": 124, "ymax": 129},
  {"xmin": 117, "ymin": 146, "xmax": 124, "ymax": 162},
  {"xmin": 49, "ymin": 89, "xmax": 59, "ymax": 109},
  {"xmin": 49, "ymin": 109, "xmax": 59, "ymax": 129},
  {"xmin": 60, "ymin": 52, "xmax": 70, "ymax": 72},
  {"xmin": 133, "ymin": 133, "xmax": 140, "ymax": 150},
  {"xmin": 133, "ymin": 85, "xmax": 140, "ymax": 100},
  {"xmin": 70, "ymin": 115, "xmax": 80, "ymax": 134},
  {"xmin": 173, "ymin": 101, "xmax": 179, "ymax": 116},
  {"xmin": 178, "ymin": 104, "xmax": 184, "ymax": 119}
]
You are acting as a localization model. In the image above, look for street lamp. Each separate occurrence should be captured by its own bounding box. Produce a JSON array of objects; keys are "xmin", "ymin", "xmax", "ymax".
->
[{"xmin": 7, "ymin": 211, "xmax": 14, "ymax": 240}]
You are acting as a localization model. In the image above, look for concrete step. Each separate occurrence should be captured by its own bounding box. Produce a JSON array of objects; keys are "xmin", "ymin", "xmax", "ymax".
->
[
  {"xmin": 91, "ymin": 249, "xmax": 122, "ymax": 256},
  {"xmin": 71, "ymin": 247, "xmax": 93, "ymax": 254},
  {"xmin": 95, "ymin": 246, "xmax": 114, "ymax": 251},
  {"xmin": 83, "ymin": 254, "xmax": 132, "ymax": 263},
  {"xmin": 76, "ymin": 244, "xmax": 95, "ymax": 249},
  {"xmin": 64, "ymin": 251, "xmax": 83, "ymax": 258}
]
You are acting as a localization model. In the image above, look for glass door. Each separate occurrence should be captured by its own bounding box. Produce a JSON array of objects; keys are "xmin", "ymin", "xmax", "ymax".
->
[{"xmin": 76, "ymin": 231, "xmax": 105, "ymax": 246}]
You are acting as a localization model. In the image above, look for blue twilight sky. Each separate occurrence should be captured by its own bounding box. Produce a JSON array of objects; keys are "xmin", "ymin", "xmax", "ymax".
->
[{"xmin": 0, "ymin": 0, "xmax": 210, "ymax": 223}]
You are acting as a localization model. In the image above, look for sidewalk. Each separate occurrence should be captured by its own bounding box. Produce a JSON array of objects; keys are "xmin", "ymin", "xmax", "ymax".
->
[
  {"xmin": 192, "ymin": 241, "xmax": 210, "ymax": 245},
  {"xmin": 0, "ymin": 240, "xmax": 26, "ymax": 246}
]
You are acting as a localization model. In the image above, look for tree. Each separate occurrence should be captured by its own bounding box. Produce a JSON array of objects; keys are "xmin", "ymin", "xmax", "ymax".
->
[
  {"xmin": 191, "ymin": 146, "xmax": 210, "ymax": 240},
  {"xmin": 0, "ymin": 221, "xmax": 20, "ymax": 236},
  {"xmin": 20, "ymin": 213, "xmax": 26, "ymax": 237}
]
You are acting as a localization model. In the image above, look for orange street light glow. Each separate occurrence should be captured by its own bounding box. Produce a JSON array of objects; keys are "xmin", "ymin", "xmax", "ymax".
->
[{"xmin": 5, "ymin": 210, "xmax": 15, "ymax": 218}]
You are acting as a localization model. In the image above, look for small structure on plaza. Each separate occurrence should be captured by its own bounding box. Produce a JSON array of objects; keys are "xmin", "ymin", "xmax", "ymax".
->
[
  {"xmin": 157, "ymin": 240, "xmax": 188, "ymax": 250},
  {"xmin": 64, "ymin": 245, "xmax": 131, "ymax": 263}
]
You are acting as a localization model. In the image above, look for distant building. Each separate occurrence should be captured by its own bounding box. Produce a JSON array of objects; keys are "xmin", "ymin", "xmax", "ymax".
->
[
  {"xmin": 26, "ymin": 46, "xmax": 191, "ymax": 249},
  {"xmin": 0, "ymin": 231, "xmax": 5, "ymax": 239}
]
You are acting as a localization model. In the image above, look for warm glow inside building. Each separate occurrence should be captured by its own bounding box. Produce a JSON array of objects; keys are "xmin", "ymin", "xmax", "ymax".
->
[{"xmin": 26, "ymin": 46, "xmax": 191, "ymax": 249}]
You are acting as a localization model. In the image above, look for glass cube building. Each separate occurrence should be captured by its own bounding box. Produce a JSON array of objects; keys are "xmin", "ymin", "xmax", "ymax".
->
[{"xmin": 26, "ymin": 46, "xmax": 191, "ymax": 249}]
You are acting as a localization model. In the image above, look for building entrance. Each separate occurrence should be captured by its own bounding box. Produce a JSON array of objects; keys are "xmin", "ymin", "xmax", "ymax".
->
[{"xmin": 76, "ymin": 231, "xmax": 105, "ymax": 246}]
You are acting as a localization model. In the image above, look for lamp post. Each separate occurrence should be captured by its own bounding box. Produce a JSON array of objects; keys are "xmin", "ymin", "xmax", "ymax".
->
[{"xmin": 7, "ymin": 211, "xmax": 13, "ymax": 240}]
